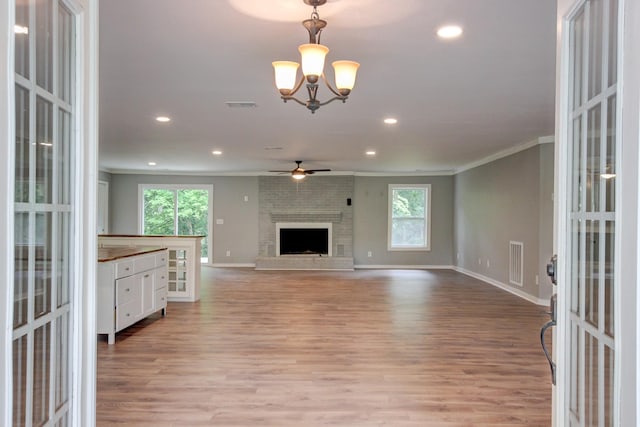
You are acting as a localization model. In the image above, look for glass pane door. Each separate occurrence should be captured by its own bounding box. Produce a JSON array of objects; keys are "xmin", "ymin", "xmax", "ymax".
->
[
  {"xmin": 565, "ymin": 0, "xmax": 618, "ymax": 425},
  {"xmin": 13, "ymin": 1, "xmax": 76, "ymax": 425}
]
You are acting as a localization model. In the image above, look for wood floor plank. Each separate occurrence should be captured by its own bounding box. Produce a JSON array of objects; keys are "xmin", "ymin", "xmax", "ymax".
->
[{"xmin": 97, "ymin": 268, "xmax": 552, "ymax": 426}]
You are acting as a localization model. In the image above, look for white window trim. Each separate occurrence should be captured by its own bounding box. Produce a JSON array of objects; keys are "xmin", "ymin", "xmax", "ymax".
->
[
  {"xmin": 387, "ymin": 183, "xmax": 431, "ymax": 251},
  {"xmin": 137, "ymin": 183, "xmax": 214, "ymax": 264}
]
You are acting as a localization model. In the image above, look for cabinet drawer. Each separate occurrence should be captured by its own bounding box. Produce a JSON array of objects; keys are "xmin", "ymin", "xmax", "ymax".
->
[
  {"xmin": 116, "ymin": 300, "xmax": 138, "ymax": 331},
  {"xmin": 134, "ymin": 254, "xmax": 156, "ymax": 274},
  {"xmin": 154, "ymin": 287, "xmax": 167, "ymax": 310},
  {"xmin": 155, "ymin": 268, "xmax": 168, "ymax": 290},
  {"xmin": 115, "ymin": 260, "xmax": 134, "ymax": 279},
  {"xmin": 155, "ymin": 251, "xmax": 167, "ymax": 267},
  {"xmin": 116, "ymin": 276, "xmax": 141, "ymax": 305}
]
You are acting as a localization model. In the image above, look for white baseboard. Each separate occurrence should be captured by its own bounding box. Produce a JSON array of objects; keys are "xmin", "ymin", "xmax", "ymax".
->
[
  {"xmin": 454, "ymin": 266, "xmax": 549, "ymax": 306},
  {"xmin": 354, "ymin": 264, "xmax": 455, "ymax": 270},
  {"xmin": 211, "ymin": 263, "xmax": 256, "ymax": 268}
]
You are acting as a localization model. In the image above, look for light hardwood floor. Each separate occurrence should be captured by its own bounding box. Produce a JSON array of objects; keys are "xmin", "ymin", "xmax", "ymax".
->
[{"xmin": 97, "ymin": 268, "xmax": 552, "ymax": 426}]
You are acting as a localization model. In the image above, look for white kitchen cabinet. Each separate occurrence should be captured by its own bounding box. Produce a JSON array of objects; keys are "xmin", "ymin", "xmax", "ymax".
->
[
  {"xmin": 97, "ymin": 247, "xmax": 168, "ymax": 344},
  {"xmin": 98, "ymin": 235, "xmax": 201, "ymax": 302}
]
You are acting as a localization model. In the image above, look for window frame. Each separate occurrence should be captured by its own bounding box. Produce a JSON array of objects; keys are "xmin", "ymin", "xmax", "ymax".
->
[{"xmin": 387, "ymin": 183, "xmax": 431, "ymax": 251}]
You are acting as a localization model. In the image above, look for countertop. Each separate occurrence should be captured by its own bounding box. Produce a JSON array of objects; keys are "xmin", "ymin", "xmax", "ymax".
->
[{"xmin": 98, "ymin": 246, "xmax": 167, "ymax": 263}]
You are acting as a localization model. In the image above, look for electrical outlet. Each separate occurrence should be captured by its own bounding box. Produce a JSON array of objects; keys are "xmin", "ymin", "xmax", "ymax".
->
[
  {"xmin": 486, "ymin": 259, "xmax": 490, "ymax": 268},
  {"xmin": 367, "ymin": 251, "xmax": 372, "ymax": 257},
  {"xmin": 535, "ymin": 275, "xmax": 539, "ymax": 285},
  {"xmin": 478, "ymin": 258, "xmax": 482, "ymax": 265},
  {"xmin": 226, "ymin": 250, "xmax": 231, "ymax": 257},
  {"xmin": 244, "ymin": 195, "xmax": 249, "ymax": 202}
]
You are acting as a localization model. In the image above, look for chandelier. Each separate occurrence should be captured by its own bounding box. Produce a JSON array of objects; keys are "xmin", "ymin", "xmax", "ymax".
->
[{"xmin": 272, "ymin": 0, "xmax": 360, "ymax": 114}]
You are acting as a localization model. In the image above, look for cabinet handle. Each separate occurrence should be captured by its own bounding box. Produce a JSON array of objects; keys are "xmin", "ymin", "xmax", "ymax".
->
[
  {"xmin": 126, "ymin": 313, "xmax": 130, "ymax": 317},
  {"xmin": 125, "ymin": 267, "xmax": 130, "ymax": 271},
  {"xmin": 144, "ymin": 274, "xmax": 150, "ymax": 278},
  {"xmin": 126, "ymin": 288, "xmax": 130, "ymax": 292},
  {"xmin": 161, "ymin": 276, "xmax": 165, "ymax": 279}
]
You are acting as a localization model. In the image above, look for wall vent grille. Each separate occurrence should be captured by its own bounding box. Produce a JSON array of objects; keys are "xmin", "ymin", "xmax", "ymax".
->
[{"xmin": 509, "ymin": 241, "xmax": 524, "ymax": 287}]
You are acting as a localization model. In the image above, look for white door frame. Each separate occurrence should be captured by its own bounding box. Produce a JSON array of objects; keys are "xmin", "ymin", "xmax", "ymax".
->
[{"xmin": 554, "ymin": 0, "xmax": 640, "ymax": 425}]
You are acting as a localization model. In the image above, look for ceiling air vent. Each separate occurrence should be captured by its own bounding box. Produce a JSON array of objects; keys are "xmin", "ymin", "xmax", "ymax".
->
[{"xmin": 225, "ymin": 101, "xmax": 257, "ymax": 108}]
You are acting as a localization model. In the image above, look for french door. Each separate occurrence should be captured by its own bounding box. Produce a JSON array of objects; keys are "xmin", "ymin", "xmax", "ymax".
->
[{"xmin": 557, "ymin": 0, "xmax": 621, "ymax": 425}]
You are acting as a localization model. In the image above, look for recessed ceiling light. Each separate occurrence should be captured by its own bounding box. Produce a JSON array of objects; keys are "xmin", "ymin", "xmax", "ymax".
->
[
  {"xmin": 155, "ymin": 116, "xmax": 171, "ymax": 122},
  {"xmin": 148, "ymin": 162, "xmax": 156, "ymax": 166},
  {"xmin": 366, "ymin": 151, "xmax": 376, "ymax": 156},
  {"xmin": 14, "ymin": 25, "xmax": 29, "ymax": 34},
  {"xmin": 383, "ymin": 118, "xmax": 398, "ymax": 125},
  {"xmin": 437, "ymin": 25, "xmax": 463, "ymax": 39},
  {"xmin": 212, "ymin": 150, "xmax": 223, "ymax": 156}
]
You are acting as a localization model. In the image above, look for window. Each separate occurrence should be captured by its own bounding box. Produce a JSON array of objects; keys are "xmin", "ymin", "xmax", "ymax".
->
[
  {"xmin": 139, "ymin": 185, "xmax": 213, "ymax": 262},
  {"xmin": 388, "ymin": 184, "xmax": 431, "ymax": 250}
]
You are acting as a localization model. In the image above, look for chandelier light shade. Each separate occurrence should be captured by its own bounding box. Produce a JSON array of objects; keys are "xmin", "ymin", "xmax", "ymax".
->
[
  {"xmin": 298, "ymin": 43, "xmax": 329, "ymax": 81},
  {"xmin": 272, "ymin": 0, "xmax": 360, "ymax": 113},
  {"xmin": 272, "ymin": 61, "xmax": 300, "ymax": 95},
  {"xmin": 332, "ymin": 60, "xmax": 360, "ymax": 94}
]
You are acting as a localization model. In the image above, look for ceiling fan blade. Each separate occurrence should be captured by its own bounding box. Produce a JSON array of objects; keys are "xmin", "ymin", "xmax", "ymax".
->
[
  {"xmin": 268, "ymin": 170, "xmax": 293, "ymax": 173},
  {"xmin": 306, "ymin": 169, "xmax": 331, "ymax": 173}
]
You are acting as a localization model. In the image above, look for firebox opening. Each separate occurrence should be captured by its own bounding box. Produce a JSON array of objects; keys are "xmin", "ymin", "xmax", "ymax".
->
[{"xmin": 279, "ymin": 228, "xmax": 329, "ymax": 256}]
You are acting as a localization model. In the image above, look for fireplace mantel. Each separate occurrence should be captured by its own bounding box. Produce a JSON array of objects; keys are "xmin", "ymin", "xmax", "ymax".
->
[{"xmin": 270, "ymin": 211, "xmax": 342, "ymax": 223}]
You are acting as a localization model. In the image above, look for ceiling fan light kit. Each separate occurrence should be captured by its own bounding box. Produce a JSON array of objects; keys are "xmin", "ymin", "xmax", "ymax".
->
[
  {"xmin": 270, "ymin": 160, "xmax": 331, "ymax": 180},
  {"xmin": 272, "ymin": 0, "xmax": 360, "ymax": 113}
]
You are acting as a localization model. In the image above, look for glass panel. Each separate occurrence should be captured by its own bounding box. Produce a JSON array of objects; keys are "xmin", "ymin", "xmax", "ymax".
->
[
  {"xmin": 585, "ymin": 220, "xmax": 599, "ymax": 328},
  {"xmin": 392, "ymin": 218, "xmax": 425, "ymax": 246},
  {"xmin": 584, "ymin": 333, "xmax": 599, "ymax": 427},
  {"xmin": 33, "ymin": 323, "xmax": 52, "ymax": 426},
  {"xmin": 36, "ymin": 96, "xmax": 54, "ymax": 204},
  {"xmin": 55, "ymin": 312, "xmax": 70, "ymax": 410},
  {"xmin": 607, "ymin": 0, "xmax": 618, "ymax": 87},
  {"xmin": 58, "ymin": 4, "xmax": 74, "ymax": 104},
  {"xmin": 35, "ymin": 212, "xmax": 52, "ymax": 318},
  {"xmin": 569, "ymin": 322, "xmax": 580, "ymax": 417},
  {"xmin": 572, "ymin": 116, "xmax": 582, "ymax": 212},
  {"xmin": 177, "ymin": 189, "xmax": 209, "ymax": 257},
  {"xmin": 36, "ymin": 0, "xmax": 53, "ymax": 91},
  {"xmin": 588, "ymin": 0, "xmax": 604, "ymax": 100},
  {"xmin": 605, "ymin": 95, "xmax": 616, "ymax": 212},
  {"xmin": 57, "ymin": 213, "xmax": 71, "ymax": 307},
  {"xmin": 14, "ymin": 212, "xmax": 30, "ymax": 329},
  {"xmin": 144, "ymin": 189, "xmax": 176, "ymax": 235},
  {"xmin": 58, "ymin": 110, "xmax": 72, "ymax": 204},
  {"xmin": 15, "ymin": 0, "xmax": 30, "ymax": 78},
  {"xmin": 605, "ymin": 345, "xmax": 614, "ymax": 426},
  {"xmin": 391, "ymin": 188, "xmax": 426, "ymax": 247},
  {"xmin": 55, "ymin": 413, "xmax": 69, "ymax": 427},
  {"xmin": 15, "ymin": 84, "xmax": 30, "ymax": 203},
  {"xmin": 572, "ymin": 7, "xmax": 585, "ymax": 109},
  {"xmin": 586, "ymin": 105, "xmax": 602, "ymax": 212},
  {"xmin": 13, "ymin": 335, "xmax": 28, "ymax": 427},
  {"xmin": 604, "ymin": 221, "xmax": 614, "ymax": 337},
  {"xmin": 571, "ymin": 219, "xmax": 582, "ymax": 314}
]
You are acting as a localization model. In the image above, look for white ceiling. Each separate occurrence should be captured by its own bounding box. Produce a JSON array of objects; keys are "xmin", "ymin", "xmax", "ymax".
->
[{"xmin": 99, "ymin": 0, "xmax": 557, "ymax": 175}]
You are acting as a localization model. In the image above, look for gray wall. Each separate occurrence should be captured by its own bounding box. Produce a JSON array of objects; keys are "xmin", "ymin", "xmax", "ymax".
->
[
  {"xmin": 453, "ymin": 144, "xmax": 554, "ymax": 301},
  {"xmin": 353, "ymin": 175, "xmax": 455, "ymax": 266},
  {"xmin": 109, "ymin": 174, "xmax": 259, "ymax": 265}
]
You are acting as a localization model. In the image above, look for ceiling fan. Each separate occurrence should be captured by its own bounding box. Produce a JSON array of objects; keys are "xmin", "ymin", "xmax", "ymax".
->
[{"xmin": 270, "ymin": 160, "xmax": 331, "ymax": 180}]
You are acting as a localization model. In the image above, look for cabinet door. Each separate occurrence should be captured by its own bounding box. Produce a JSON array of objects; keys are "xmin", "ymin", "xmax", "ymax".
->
[
  {"xmin": 140, "ymin": 271, "xmax": 154, "ymax": 317},
  {"xmin": 167, "ymin": 247, "xmax": 192, "ymax": 299}
]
